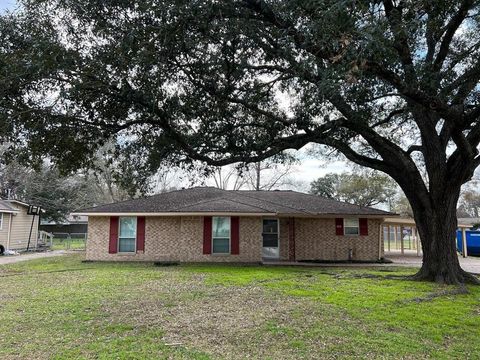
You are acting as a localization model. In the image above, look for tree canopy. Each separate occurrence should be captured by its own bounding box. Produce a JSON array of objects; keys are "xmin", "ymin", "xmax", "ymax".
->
[
  {"xmin": 2, "ymin": 0, "xmax": 480, "ymax": 283},
  {"xmin": 310, "ymin": 171, "xmax": 397, "ymax": 207},
  {"xmin": 458, "ymin": 179, "xmax": 480, "ymax": 218},
  {"xmin": 0, "ymin": 161, "xmax": 97, "ymax": 222}
]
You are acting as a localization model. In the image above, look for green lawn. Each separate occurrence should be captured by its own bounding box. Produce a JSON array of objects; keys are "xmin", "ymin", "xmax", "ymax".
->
[
  {"xmin": 51, "ymin": 238, "xmax": 86, "ymax": 250},
  {"xmin": 0, "ymin": 255, "xmax": 479, "ymax": 359}
]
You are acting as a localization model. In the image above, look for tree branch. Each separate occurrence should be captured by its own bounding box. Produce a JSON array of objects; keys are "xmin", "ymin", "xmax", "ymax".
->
[
  {"xmin": 433, "ymin": 0, "xmax": 475, "ymax": 72},
  {"xmin": 406, "ymin": 145, "xmax": 423, "ymax": 155},
  {"xmin": 371, "ymin": 109, "xmax": 406, "ymax": 128},
  {"xmin": 382, "ymin": 0, "xmax": 417, "ymax": 83}
]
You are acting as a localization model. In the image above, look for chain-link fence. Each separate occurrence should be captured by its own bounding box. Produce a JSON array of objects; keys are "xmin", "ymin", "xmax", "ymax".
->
[{"xmin": 50, "ymin": 233, "xmax": 87, "ymax": 250}]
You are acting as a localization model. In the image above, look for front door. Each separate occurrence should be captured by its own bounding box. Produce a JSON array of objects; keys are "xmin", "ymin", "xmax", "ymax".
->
[{"xmin": 262, "ymin": 219, "xmax": 279, "ymax": 258}]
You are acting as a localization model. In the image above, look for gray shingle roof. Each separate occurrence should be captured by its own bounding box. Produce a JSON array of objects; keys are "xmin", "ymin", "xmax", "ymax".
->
[{"xmin": 77, "ymin": 187, "xmax": 393, "ymax": 216}]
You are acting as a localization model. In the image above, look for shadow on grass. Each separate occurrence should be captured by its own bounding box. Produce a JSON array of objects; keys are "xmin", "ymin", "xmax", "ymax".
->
[{"xmin": 0, "ymin": 267, "xmax": 97, "ymax": 277}]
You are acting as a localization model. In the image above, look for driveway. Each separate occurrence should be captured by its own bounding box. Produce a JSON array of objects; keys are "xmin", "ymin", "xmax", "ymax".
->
[
  {"xmin": 0, "ymin": 250, "xmax": 67, "ymax": 265},
  {"xmin": 386, "ymin": 253, "xmax": 480, "ymax": 275}
]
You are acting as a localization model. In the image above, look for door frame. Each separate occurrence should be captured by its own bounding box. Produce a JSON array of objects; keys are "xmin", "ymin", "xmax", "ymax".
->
[{"xmin": 262, "ymin": 218, "xmax": 280, "ymax": 259}]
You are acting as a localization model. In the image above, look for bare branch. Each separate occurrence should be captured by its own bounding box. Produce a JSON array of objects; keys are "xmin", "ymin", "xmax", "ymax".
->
[
  {"xmin": 372, "ymin": 109, "xmax": 406, "ymax": 128},
  {"xmin": 406, "ymin": 145, "xmax": 423, "ymax": 155},
  {"xmin": 433, "ymin": 0, "xmax": 475, "ymax": 72}
]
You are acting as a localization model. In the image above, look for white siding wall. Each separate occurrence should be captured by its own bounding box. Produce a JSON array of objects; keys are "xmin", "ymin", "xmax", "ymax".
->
[
  {"xmin": 0, "ymin": 205, "xmax": 40, "ymax": 251},
  {"xmin": 9, "ymin": 206, "xmax": 40, "ymax": 250}
]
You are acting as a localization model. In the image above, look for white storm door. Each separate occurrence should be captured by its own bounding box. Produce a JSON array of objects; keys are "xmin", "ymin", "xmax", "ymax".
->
[{"xmin": 262, "ymin": 219, "xmax": 279, "ymax": 258}]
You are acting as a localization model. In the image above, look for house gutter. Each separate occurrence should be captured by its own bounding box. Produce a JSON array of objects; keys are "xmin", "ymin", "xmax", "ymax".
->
[{"xmin": 72, "ymin": 212, "xmax": 390, "ymax": 218}]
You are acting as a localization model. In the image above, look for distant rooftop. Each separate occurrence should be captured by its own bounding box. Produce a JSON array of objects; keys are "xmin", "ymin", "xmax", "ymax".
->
[{"xmin": 458, "ymin": 218, "xmax": 480, "ymax": 226}]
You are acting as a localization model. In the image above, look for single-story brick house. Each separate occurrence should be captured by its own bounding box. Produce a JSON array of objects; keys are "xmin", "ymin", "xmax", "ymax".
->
[{"xmin": 74, "ymin": 187, "xmax": 393, "ymax": 263}]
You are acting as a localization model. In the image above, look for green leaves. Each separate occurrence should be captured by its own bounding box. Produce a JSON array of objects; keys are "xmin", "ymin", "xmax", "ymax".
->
[
  {"xmin": 310, "ymin": 171, "xmax": 397, "ymax": 207},
  {"xmin": 1, "ymin": 0, "xmax": 479, "ymax": 194}
]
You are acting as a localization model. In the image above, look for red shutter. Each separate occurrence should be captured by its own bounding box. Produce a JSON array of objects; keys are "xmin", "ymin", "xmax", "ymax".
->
[
  {"xmin": 203, "ymin": 216, "xmax": 212, "ymax": 254},
  {"xmin": 359, "ymin": 218, "xmax": 368, "ymax": 236},
  {"xmin": 231, "ymin": 216, "xmax": 240, "ymax": 255},
  {"xmin": 109, "ymin": 217, "xmax": 119, "ymax": 253},
  {"xmin": 136, "ymin": 217, "xmax": 146, "ymax": 252},
  {"xmin": 335, "ymin": 218, "xmax": 344, "ymax": 236}
]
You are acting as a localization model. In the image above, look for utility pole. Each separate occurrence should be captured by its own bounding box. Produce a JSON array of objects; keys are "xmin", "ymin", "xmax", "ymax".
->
[{"xmin": 255, "ymin": 162, "xmax": 261, "ymax": 191}]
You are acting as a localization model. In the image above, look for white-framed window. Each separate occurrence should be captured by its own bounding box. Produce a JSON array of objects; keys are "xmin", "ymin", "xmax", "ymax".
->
[
  {"xmin": 344, "ymin": 218, "xmax": 359, "ymax": 235},
  {"xmin": 0, "ymin": 213, "xmax": 3, "ymax": 230},
  {"xmin": 212, "ymin": 216, "xmax": 230, "ymax": 254},
  {"xmin": 118, "ymin": 217, "xmax": 137, "ymax": 253}
]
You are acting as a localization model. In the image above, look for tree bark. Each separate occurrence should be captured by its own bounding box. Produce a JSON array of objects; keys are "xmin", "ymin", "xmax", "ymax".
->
[{"xmin": 410, "ymin": 193, "xmax": 479, "ymax": 285}]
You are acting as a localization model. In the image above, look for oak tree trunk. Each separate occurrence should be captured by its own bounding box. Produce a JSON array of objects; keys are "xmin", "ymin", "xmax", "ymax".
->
[{"xmin": 410, "ymin": 194, "xmax": 479, "ymax": 285}]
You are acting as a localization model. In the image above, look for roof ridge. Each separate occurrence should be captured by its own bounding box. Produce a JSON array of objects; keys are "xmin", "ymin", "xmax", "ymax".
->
[
  {"xmin": 169, "ymin": 196, "xmax": 225, "ymax": 211},
  {"xmin": 222, "ymin": 195, "xmax": 276, "ymax": 213},
  {"xmin": 233, "ymin": 191, "xmax": 313, "ymax": 215},
  {"xmin": 171, "ymin": 195, "xmax": 274, "ymax": 213}
]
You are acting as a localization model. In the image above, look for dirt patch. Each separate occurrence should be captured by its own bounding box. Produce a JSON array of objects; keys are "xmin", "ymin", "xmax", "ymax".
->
[
  {"xmin": 407, "ymin": 286, "xmax": 469, "ymax": 303},
  {"xmin": 102, "ymin": 270, "xmax": 347, "ymax": 359}
]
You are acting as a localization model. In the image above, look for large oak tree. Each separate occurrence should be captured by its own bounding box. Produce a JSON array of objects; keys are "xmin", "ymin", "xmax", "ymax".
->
[{"xmin": 2, "ymin": 1, "xmax": 480, "ymax": 283}]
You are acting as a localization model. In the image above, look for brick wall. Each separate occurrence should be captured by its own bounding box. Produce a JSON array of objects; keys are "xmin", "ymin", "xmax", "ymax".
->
[
  {"xmin": 86, "ymin": 216, "xmax": 383, "ymax": 262},
  {"xmin": 279, "ymin": 218, "xmax": 290, "ymax": 260},
  {"xmin": 86, "ymin": 216, "xmax": 263, "ymax": 262},
  {"xmin": 294, "ymin": 218, "xmax": 383, "ymax": 261}
]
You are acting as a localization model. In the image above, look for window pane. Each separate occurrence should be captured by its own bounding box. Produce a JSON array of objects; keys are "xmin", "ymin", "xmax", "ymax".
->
[
  {"xmin": 119, "ymin": 238, "xmax": 135, "ymax": 252},
  {"xmin": 263, "ymin": 219, "xmax": 278, "ymax": 234},
  {"xmin": 263, "ymin": 233, "xmax": 278, "ymax": 247},
  {"xmin": 344, "ymin": 227, "xmax": 359, "ymax": 235},
  {"xmin": 344, "ymin": 218, "xmax": 359, "ymax": 227},
  {"xmin": 213, "ymin": 238, "xmax": 230, "ymax": 253},
  {"xmin": 120, "ymin": 217, "xmax": 137, "ymax": 238},
  {"xmin": 213, "ymin": 217, "xmax": 230, "ymax": 238}
]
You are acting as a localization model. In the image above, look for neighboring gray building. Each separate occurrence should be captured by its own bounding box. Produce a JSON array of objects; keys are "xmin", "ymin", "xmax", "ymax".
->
[{"xmin": 40, "ymin": 215, "xmax": 88, "ymax": 236}]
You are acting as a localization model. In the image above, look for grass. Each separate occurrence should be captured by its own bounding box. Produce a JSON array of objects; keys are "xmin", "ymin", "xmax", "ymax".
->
[
  {"xmin": 0, "ymin": 254, "xmax": 479, "ymax": 359},
  {"xmin": 51, "ymin": 238, "xmax": 86, "ymax": 250}
]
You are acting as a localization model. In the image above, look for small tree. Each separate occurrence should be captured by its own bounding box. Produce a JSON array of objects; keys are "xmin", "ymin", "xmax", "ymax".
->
[
  {"xmin": 459, "ymin": 187, "xmax": 480, "ymax": 218},
  {"xmin": 2, "ymin": 1, "xmax": 480, "ymax": 284},
  {"xmin": 391, "ymin": 193, "xmax": 414, "ymax": 218},
  {"xmin": 1, "ymin": 164, "xmax": 99, "ymax": 222},
  {"xmin": 310, "ymin": 171, "xmax": 397, "ymax": 207},
  {"xmin": 310, "ymin": 174, "xmax": 339, "ymax": 199}
]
